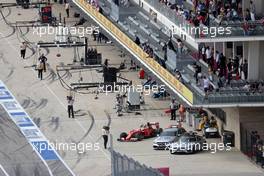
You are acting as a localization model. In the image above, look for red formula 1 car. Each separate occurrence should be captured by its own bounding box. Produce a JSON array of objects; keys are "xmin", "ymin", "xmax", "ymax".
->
[{"xmin": 117, "ymin": 122, "xmax": 163, "ymax": 142}]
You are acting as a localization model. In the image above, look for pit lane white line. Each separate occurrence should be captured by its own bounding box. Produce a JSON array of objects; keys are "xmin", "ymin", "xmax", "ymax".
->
[{"xmin": 0, "ymin": 165, "xmax": 10, "ymax": 176}]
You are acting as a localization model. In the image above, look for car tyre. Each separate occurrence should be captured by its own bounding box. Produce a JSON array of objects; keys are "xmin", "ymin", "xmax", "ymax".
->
[
  {"xmin": 135, "ymin": 133, "xmax": 144, "ymax": 141},
  {"xmin": 154, "ymin": 128, "xmax": 163, "ymax": 136},
  {"xmin": 205, "ymin": 132, "xmax": 209, "ymax": 138},
  {"xmin": 120, "ymin": 132, "xmax": 128, "ymax": 139}
]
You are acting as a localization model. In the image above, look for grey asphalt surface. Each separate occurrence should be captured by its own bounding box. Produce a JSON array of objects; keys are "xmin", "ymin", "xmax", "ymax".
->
[{"xmin": 0, "ymin": 104, "xmax": 50, "ymax": 176}]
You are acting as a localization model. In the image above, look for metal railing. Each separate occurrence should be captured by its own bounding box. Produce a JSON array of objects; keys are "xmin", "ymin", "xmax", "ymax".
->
[
  {"xmin": 240, "ymin": 126, "xmax": 264, "ymax": 168},
  {"xmin": 111, "ymin": 150, "xmax": 163, "ymax": 176},
  {"xmin": 144, "ymin": 0, "xmax": 264, "ymax": 39}
]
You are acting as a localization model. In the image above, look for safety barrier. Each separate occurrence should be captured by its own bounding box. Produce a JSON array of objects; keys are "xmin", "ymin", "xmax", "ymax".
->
[
  {"xmin": 111, "ymin": 150, "xmax": 163, "ymax": 176},
  {"xmin": 74, "ymin": 0, "xmax": 194, "ymax": 104}
]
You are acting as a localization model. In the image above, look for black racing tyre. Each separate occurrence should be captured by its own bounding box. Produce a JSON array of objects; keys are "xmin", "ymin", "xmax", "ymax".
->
[
  {"xmin": 205, "ymin": 132, "xmax": 209, "ymax": 138},
  {"xmin": 135, "ymin": 133, "xmax": 144, "ymax": 141},
  {"xmin": 156, "ymin": 128, "xmax": 163, "ymax": 135},
  {"xmin": 187, "ymin": 147, "xmax": 195, "ymax": 154},
  {"xmin": 120, "ymin": 132, "xmax": 128, "ymax": 139}
]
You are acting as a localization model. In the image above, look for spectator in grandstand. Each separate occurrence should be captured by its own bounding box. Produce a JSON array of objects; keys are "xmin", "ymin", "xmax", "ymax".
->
[
  {"xmin": 217, "ymin": 75, "xmax": 226, "ymax": 88},
  {"xmin": 142, "ymin": 43, "xmax": 154, "ymax": 58},
  {"xmin": 74, "ymin": 17, "xmax": 86, "ymax": 26},
  {"xmin": 208, "ymin": 66, "xmax": 213, "ymax": 81},
  {"xmin": 65, "ymin": 1, "xmax": 70, "ymax": 18},
  {"xmin": 227, "ymin": 58, "xmax": 233, "ymax": 72},
  {"xmin": 227, "ymin": 69, "xmax": 232, "ymax": 85},
  {"xmin": 219, "ymin": 53, "xmax": 226, "ymax": 77},
  {"xmin": 242, "ymin": 81, "xmax": 250, "ymax": 91},
  {"xmin": 230, "ymin": 8, "xmax": 239, "ymax": 21},
  {"xmin": 160, "ymin": 0, "xmax": 246, "ymax": 27},
  {"xmin": 233, "ymin": 56, "xmax": 240, "ymax": 74},
  {"xmin": 193, "ymin": 62, "xmax": 202, "ymax": 84},
  {"xmin": 209, "ymin": 0, "xmax": 217, "ymax": 17},
  {"xmin": 175, "ymin": 69, "xmax": 183, "ymax": 83},
  {"xmin": 215, "ymin": 50, "xmax": 220, "ymax": 69},
  {"xmin": 241, "ymin": 60, "xmax": 248, "ymax": 80},
  {"xmin": 203, "ymin": 76, "xmax": 210, "ymax": 94},
  {"xmin": 258, "ymin": 82, "xmax": 264, "ymax": 93},
  {"xmin": 177, "ymin": 39, "xmax": 184, "ymax": 54},
  {"xmin": 167, "ymin": 38, "xmax": 176, "ymax": 52},
  {"xmin": 135, "ymin": 36, "xmax": 141, "ymax": 46},
  {"xmin": 249, "ymin": 0, "xmax": 256, "ymax": 21},
  {"xmin": 201, "ymin": 44, "xmax": 206, "ymax": 60},
  {"xmin": 205, "ymin": 46, "xmax": 212, "ymax": 65},
  {"xmin": 243, "ymin": 19, "xmax": 250, "ymax": 35},
  {"xmin": 245, "ymin": 9, "xmax": 251, "ymax": 21}
]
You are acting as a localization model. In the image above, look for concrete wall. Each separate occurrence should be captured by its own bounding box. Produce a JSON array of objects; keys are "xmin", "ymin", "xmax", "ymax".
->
[
  {"xmin": 248, "ymin": 41, "xmax": 260, "ymax": 80},
  {"xmin": 247, "ymin": 41, "xmax": 264, "ymax": 80},
  {"xmin": 211, "ymin": 107, "xmax": 264, "ymax": 151},
  {"xmin": 243, "ymin": 41, "xmax": 249, "ymax": 61},
  {"xmin": 239, "ymin": 108, "xmax": 264, "ymax": 138},
  {"xmin": 258, "ymin": 41, "xmax": 264, "ymax": 79},
  {"xmin": 222, "ymin": 108, "xmax": 241, "ymax": 149}
]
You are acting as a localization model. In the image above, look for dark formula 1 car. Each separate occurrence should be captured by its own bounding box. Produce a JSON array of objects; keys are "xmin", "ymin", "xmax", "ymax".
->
[{"xmin": 118, "ymin": 122, "xmax": 163, "ymax": 142}]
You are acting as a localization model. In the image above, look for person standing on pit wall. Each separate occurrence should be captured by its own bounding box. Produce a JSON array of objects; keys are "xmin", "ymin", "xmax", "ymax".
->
[
  {"xmin": 65, "ymin": 1, "xmax": 70, "ymax": 18},
  {"xmin": 102, "ymin": 126, "xmax": 110, "ymax": 149},
  {"xmin": 39, "ymin": 54, "xmax": 48, "ymax": 72},
  {"xmin": 67, "ymin": 92, "xmax": 75, "ymax": 118},
  {"xmin": 170, "ymin": 99, "xmax": 179, "ymax": 120},
  {"xmin": 20, "ymin": 42, "xmax": 27, "ymax": 59},
  {"xmin": 37, "ymin": 61, "xmax": 44, "ymax": 80}
]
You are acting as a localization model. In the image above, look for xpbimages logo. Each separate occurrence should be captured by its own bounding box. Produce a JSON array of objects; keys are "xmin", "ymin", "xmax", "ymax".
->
[
  {"xmin": 168, "ymin": 142, "xmax": 232, "ymax": 154},
  {"xmin": 33, "ymin": 141, "xmax": 100, "ymax": 154},
  {"xmin": 98, "ymin": 83, "xmax": 166, "ymax": 95},
  {"xmin": 32, "ymin": 25, "xmax": 100, "ymax": 37},
  {"xmin": 170, "ymin": 25, "xmax": 232, "ymax": 38}
]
